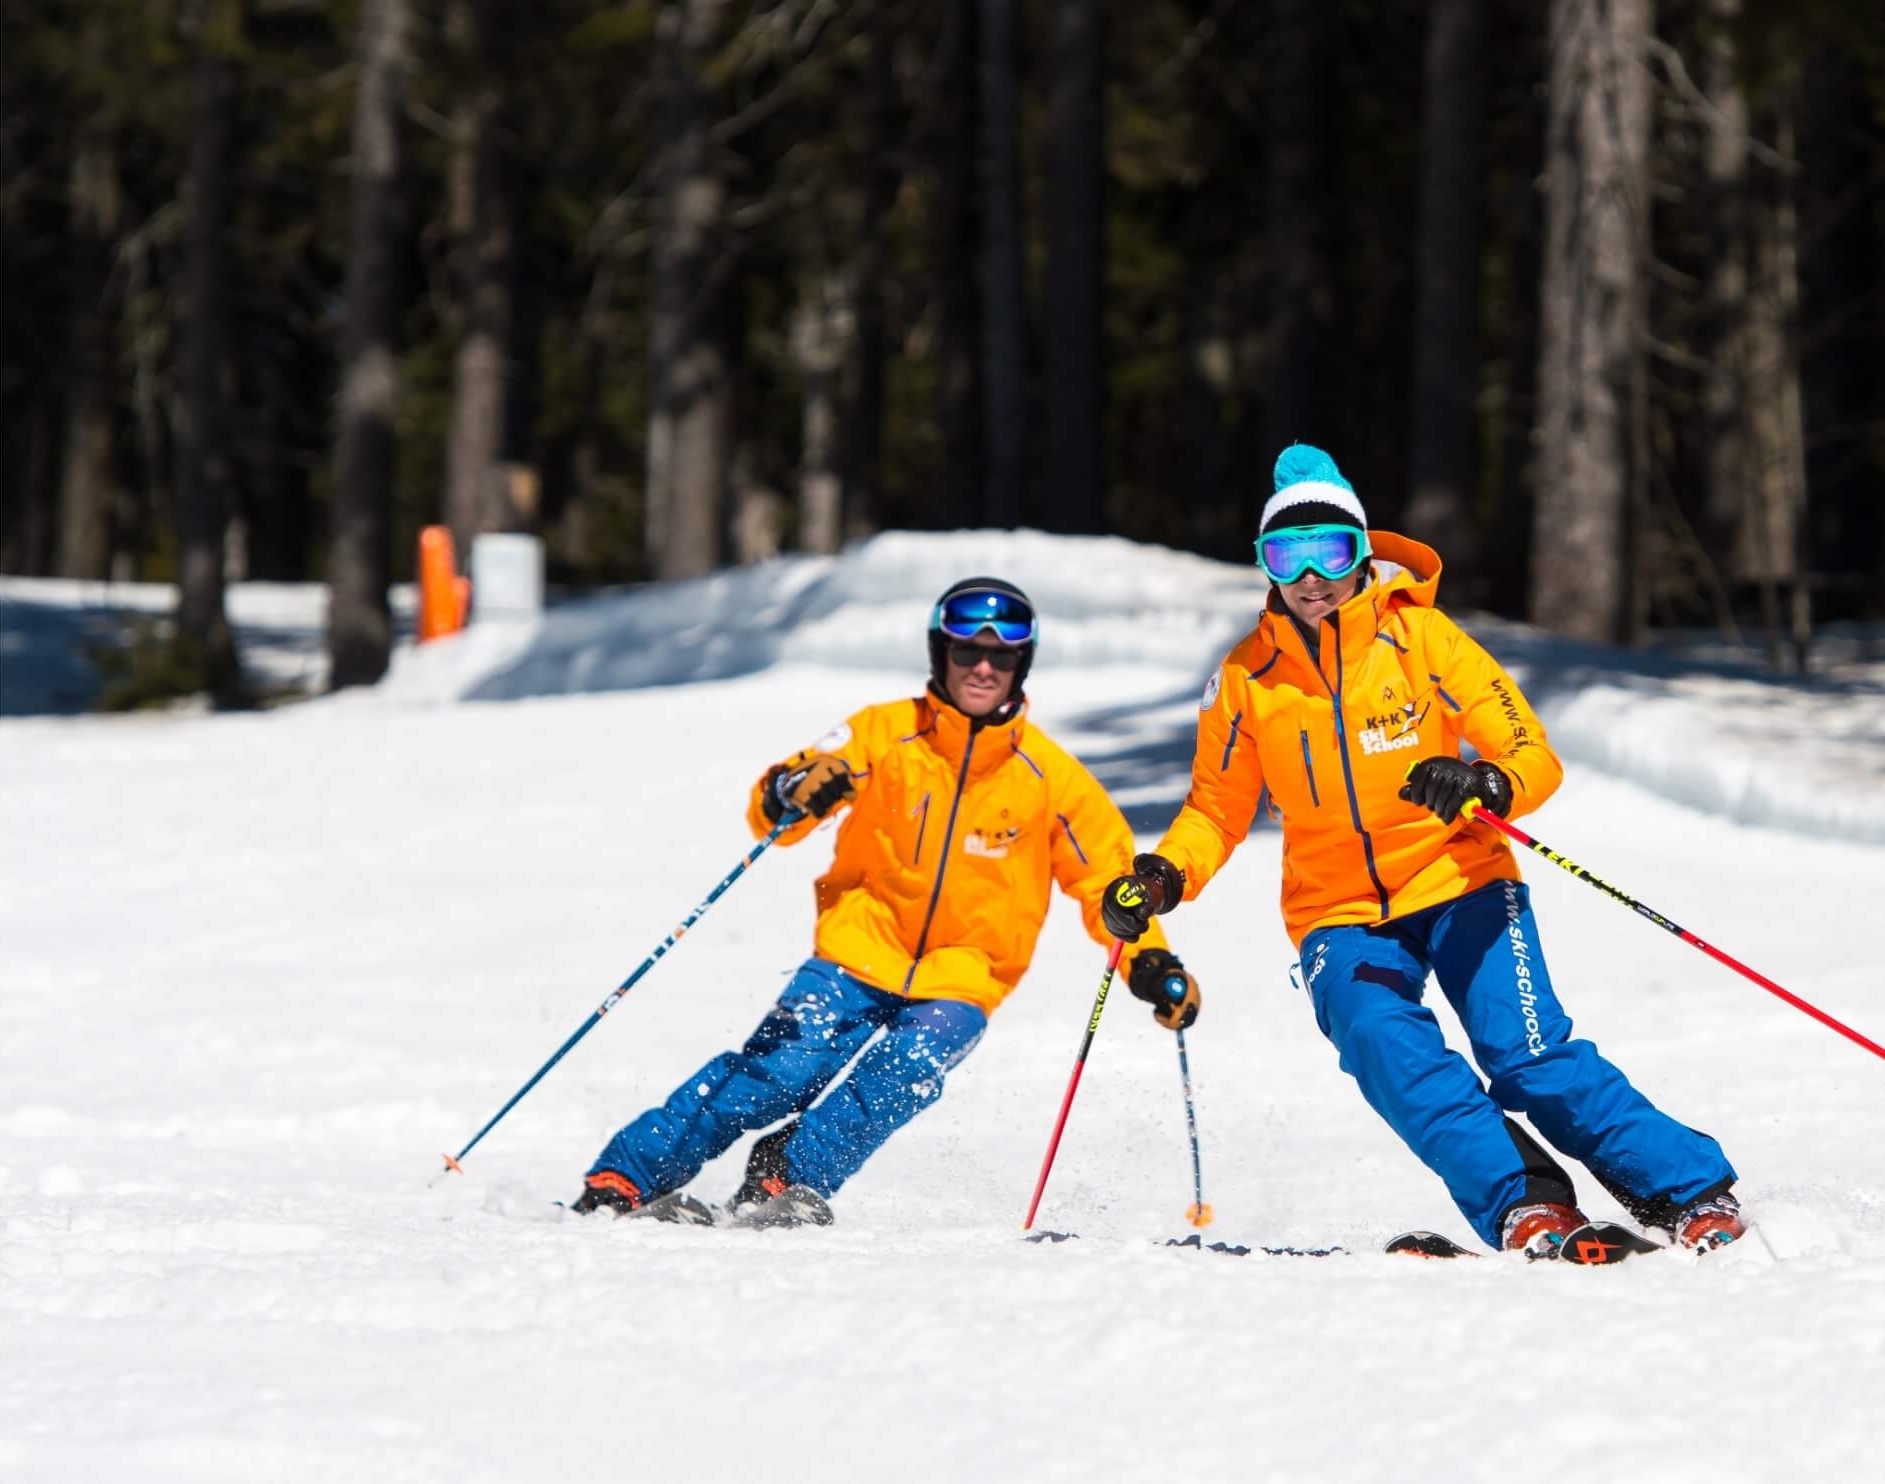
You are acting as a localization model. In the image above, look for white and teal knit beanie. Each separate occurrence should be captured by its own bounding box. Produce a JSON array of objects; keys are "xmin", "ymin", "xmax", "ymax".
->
[{"xmin": 1259, "ymin": 443, "xmax": 1368, "ymax": 535}]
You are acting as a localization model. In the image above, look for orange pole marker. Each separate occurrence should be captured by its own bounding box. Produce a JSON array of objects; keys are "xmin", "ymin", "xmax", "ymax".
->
[{"xmin": 417, "ymin": 526, "xmax": 468, "ymax": 642}]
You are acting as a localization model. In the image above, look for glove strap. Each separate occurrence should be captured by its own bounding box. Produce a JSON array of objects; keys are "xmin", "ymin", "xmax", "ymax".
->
[
  {"xmin": 1470, "ymin": 761, "xmax": 1513, "ymax": 818},
  {"xmin": 1132, "ymin": 853, "xmax": 1186, "ymax": 914}
]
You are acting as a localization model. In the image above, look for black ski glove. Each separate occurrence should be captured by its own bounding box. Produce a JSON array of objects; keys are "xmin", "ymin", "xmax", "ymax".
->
[
  {"xmin": 761, "ymin": 754, "xmax": 855, "ymax": 824},
  {"xmin": 1399, "ymin": 757, "xmax": 1512, "ymax": 825},
  {"xmin": 1100, "ymin": 853, "xmax": 1186, "ymax": 942},
  {"xmin": 1128, "ymin": 948, "xmax": 1200, "ymax": 1031}
]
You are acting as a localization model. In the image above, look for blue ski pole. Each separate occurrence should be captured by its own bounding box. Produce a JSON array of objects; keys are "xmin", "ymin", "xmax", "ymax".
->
[
  {"xmin": 1174, "ymin": 1026, "xmax": 1213, "ymax": 1227},
  {"xmin": 433, "ymin": 813, "xmax": 801, "ymax": 1182}
]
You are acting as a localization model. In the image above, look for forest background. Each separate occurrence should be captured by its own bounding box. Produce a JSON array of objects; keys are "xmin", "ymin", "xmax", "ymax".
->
[{"xmin": 2, "ymin": 0, "xmax": 1881, "ymax": 703}]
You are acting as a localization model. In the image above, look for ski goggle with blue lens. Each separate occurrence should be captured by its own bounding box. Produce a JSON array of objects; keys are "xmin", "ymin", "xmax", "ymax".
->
[
  {"xmin": 1254, "ymin": 524, "xmax": 1372, "ymax": 585},
  {"xmin": 930, "ymin": 588, "xmax": 1038, "ymax": 645}
]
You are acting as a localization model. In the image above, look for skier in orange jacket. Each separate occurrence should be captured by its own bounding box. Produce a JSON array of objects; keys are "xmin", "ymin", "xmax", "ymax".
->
[
  {"xmin": 1102, "ymin": 444, "xmax": 1743, "ymax": 1257},
  {"xmin": 574, "ymin": 577, "xmax": 1199, "ymax": 1226}
]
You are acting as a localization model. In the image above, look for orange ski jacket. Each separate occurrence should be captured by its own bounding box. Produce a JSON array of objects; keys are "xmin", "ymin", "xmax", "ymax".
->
[
  {"xmin": 746, "ymin": 693, "xmax": 1172, "ymax": 1013},
  {"xmin": 1156, "ymin": 531, "xmax": 1563, "ymax": 947}
]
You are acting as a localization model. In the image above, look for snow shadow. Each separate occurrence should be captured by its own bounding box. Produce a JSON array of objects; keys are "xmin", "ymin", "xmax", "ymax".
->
[{"xmin": 0, "ymin": 595, "xmax": 127, "ymax": 715}]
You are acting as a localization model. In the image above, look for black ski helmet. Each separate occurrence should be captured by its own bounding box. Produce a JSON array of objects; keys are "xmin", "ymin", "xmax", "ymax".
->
[{"xmin": 927, "ymin": 576, "xmax": 1039, "ymax": 696}]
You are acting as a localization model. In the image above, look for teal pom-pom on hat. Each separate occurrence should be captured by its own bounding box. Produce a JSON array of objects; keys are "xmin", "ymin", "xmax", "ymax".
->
[
  {"xmin": 1272, "ymin": 442, "xmax": 1353, "ymax": 494},
  {"xmin": 1260, "ymin": 442, "xmax": 1368, "ymax": 535}
]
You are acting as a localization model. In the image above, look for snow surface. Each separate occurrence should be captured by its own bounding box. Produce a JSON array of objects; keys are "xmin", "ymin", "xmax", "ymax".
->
[{"xmin": 5, "ymin": 531, "xmax": 1885, "ymax": 1482}]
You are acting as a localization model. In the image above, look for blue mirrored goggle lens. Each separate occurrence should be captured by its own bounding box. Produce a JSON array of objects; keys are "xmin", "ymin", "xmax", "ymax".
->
[
  {"xmin": 933, "ymin": 589, "xmax": 1037, "ymax": 644},
  {"xmin": 1255, "ymin": 527, "xmax": 1367, "ymax": 584}
]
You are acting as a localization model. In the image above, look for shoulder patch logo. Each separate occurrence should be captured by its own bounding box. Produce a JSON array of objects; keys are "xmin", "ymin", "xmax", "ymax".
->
[
  {"xmin": 815, "ymin": 721, "xmax": 853, "ymax": 753},
  {"xmin": 1199, "ymin": 672, "xmax": 1221, "ymax": 712}
]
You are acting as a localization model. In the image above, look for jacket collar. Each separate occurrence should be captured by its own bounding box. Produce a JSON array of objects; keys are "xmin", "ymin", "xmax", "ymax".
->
[{"xmin": 918, "ymin": 688, "xmax": 1031, "ymax": 778}]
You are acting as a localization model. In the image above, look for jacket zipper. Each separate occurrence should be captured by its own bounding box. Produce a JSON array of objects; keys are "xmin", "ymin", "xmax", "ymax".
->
[
  {"xmin": 911, "ymin": 791, "xmax": 932, "ymax": 864},
  {"xmin": 1298, "ymin": 729, "xmax": 1320, "ymax": 807},
  {"xmin": 902, "ymin": 731, "xmax": 977, "ymax": 992},
  {"xmin": 1322, "ymin": 627, "xmax": 1392, "ymax": 918}
]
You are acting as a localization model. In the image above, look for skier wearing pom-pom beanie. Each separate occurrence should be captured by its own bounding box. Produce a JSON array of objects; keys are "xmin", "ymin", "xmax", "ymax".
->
[{"xmin": 1100, "ymin": 444, "xmax": 1744, "ymax": 1257}]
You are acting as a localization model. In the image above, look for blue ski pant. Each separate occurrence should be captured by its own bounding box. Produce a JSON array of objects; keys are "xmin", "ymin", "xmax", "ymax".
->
[
  {"xmin": 588, "ymin": 957, "xmax": 988, "ymax": 1200},
  {"xmin": 1299, "ymin": 879, "xmax": 1735, "ymax": 1248}
]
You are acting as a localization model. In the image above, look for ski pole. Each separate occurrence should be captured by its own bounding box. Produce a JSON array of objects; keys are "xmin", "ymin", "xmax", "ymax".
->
[
  {"xmin": 1022, "ymin": 938, "xmax": 1126, "ymax": 1229},
  {"xmin": 1174, "ymin": 1027, "xmax": 1214, "ymax": 1228},
  {"xmin": 1463, "ymin": 800, "xmax": 1885, "ymax": 1065},
  {"xmin": 433, "ymin": 813, "xmax": 803, "ymax": 1183}
]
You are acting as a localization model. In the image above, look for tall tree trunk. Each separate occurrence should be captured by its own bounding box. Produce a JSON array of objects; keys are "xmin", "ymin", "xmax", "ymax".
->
[
  {"xmin": 443, "ymin": 0, "xmax": 517, "ymax": 559},
  {"xmin": 1701, "ymin": 0, "xmax": 1752, "ymax": 572},
  {"xmin": 58, "ymin": 121, "xmax": 120, "ymax": 581},
  {"xmin": 979, "ymin": 0, "xmax": 1025, "ymax": 527},
  {"xmin": 842, "ymin": 0, "xmax": 896, "ymax": 540},
  {"xmin": 793, "ymin": 272, "xmax": 846, "ymax": 555},
  {"xmin": 1531, "ymin": 0, "xmax": 1652, "ymax": 645},
  {"xmin": 724, "ymin": 282, "xmax": 774, "ymax": 566},
  {"xmin": 645, "ymin": 0, "xmax": 734, "ymax": 581},
  {"xmin": 328, "ymin": 0, "xmax": 409, "ymax": 690},
  {"xmin": 1264, "ymin": 0, "xmax": 1340, "ymax": 458},
  {"xmin": 931, "ymin": 2, "xmax": 982, "ymax": 528},
  {"xmin": 563, "ymin": 266, "xmax": 616, "ymax": 582},
  {"xmin": 1043, "ymin": 0, "xmax": 1105, "ymax": 534},
  {"xmin": 173, "ymin": 10, "xmax": 242, "ymax": 701},
  {"xmin": 1743, "ymin": 99, "xmax": 1810, "ymax": 667},
  {"xmin": 1404, "ymin": 0, "xmax": 1486, "ymax": 591},
  {"xmin": 1181, "ymin": 267, "xmax": 1236, "ymax": 556}
]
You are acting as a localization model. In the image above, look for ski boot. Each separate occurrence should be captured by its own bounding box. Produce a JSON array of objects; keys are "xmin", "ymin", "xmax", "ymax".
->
[
  {"xmin": 1500, "ymin": 1201, "xmax": 1588, "ymax": 1260},
  {"xmin": 726, "ymin": 1124, "xmax": 834, "ymax": 1228},
  {"xmin": 1672, "ymin": 1192, "xmax": 1745, "ymax": 1252},
  {"xmin": 571, "ymin": 1171, "xmax": 715, "ymax": 1225}
]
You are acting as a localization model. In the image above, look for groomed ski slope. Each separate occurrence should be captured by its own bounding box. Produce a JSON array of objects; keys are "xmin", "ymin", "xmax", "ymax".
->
[{"xmin": 4, "ymin": 531, "xmax": 1883, "ymax": 1482}]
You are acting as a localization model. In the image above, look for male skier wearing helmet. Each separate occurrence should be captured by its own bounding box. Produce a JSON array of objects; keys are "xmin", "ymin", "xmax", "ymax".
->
[{"xmin": 573, "ymin": 577, "xmax": 1202, "ymax": 1226}]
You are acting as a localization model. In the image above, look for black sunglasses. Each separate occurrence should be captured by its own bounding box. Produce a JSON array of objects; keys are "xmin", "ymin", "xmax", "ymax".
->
[{"xmin": 946, "ymin": 642, "xmax": 1022, "ymax": 672}]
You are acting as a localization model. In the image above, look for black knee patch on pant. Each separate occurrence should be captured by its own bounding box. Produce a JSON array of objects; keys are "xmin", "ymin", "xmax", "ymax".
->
[
  {"xmin": 732, "ymin": 1122, "xmax": 798, "ymax": 1206},
  {"xmin": 1504, "ymin": 1116, "xmax": 1578, "ymax": 1210}
]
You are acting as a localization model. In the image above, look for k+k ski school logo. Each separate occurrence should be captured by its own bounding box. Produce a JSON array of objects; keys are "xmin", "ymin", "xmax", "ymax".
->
[{"xmin": 1358, "ymin": 697, "xmax": 1430, "ymax": 756}]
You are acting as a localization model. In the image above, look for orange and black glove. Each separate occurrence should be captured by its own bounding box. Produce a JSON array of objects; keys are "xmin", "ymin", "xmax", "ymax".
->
[
  {"xmin": 1100, "ymin": 852, "xmax": 1185, "ymax": 942},
  {"xmin": 1399, "ymin": 757, "xmax": 1512, "ymax": 825},
  {"xmin": 1128, "ymin": 948, "xmax": 1200, "ymax": 1031},
  {"xmin": 761, "ymin": 754, "xmax": 855, "ymax": 824}
]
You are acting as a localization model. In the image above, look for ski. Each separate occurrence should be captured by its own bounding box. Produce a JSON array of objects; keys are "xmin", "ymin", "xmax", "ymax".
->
[
  {"xmin": 561, "ymin": 1185, "xmax": 836, "ymax": 1229},
  {"xmin": 1384, "ymin": 1221, "xmax": 1669, "ymax": 1263},
  {"xmin": 1024, "ymin": 1231, "xmax": 1345, "ymax": 1258},
  {"xmin": 636, "ymin": 1190, "xmax": 719, "ymax": 1226},
  {"xmin": 559, "ymin": 1189, "xmax": 719, "ymax": 1226},
  {"xmin": 1555, "ymin": 1220, "xmax": 1664, "ymax": 1265},
  {"xmin": 1166, "ymin": 1232, "xmax": 1345, "ymax": 1257},
  {"xmin": 1385, "ymin": 1229, "xmax": 1478, "ymax": 1259}
]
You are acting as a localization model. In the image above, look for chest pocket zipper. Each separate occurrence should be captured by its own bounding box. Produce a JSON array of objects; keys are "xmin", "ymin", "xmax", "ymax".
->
[
  {"xmin": 1299, "ymin": 729, "xmax": 1321, "ymax": 808},
  {"xmin": 911, "ymin": 792, "xmax": 932, "ymax": 865}
]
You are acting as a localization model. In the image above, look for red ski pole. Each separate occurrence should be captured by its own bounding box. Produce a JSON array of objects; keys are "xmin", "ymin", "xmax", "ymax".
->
[
  {"xmin": 1022, "ymin": 938, "xmax": 1127, "ymax": 1229},
  {"xmin": 1464, "ymin": 800, "xmax": 1885, "ymax": 1064}
]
